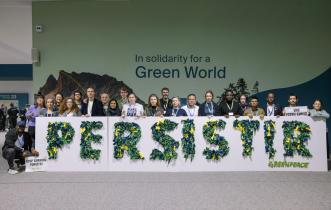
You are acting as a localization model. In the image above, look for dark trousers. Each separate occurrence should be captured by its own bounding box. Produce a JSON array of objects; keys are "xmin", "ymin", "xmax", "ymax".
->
[
  {"xmin": 28, "ymin": 126, "xmax": 35, "ymax": 149},
  {"xmin": 8, "ymin": 117, "xmax": 17, "ymax": 129},
  {"xmin": 2, "ymin": 148, "xmax": 25, "ymax": 169}
]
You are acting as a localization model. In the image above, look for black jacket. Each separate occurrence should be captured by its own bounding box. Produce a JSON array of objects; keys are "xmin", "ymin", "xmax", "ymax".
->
[
  {"xmin": 198, "ymin": 101, "xmax": 219, "ymax": 116},
  {"xmin": 218, "ymin": 100, "xmax": 243, "ymax": 116},
  {"xmin": 81, "ymin": 99, "xmax": 105, "ymax": 116},
  {"xmin": 2, "ymin": 129, "xmax": 32, "ymax": 152},
  {"xmin": 264, "ymin": 103, "xmax": 283, "ymax": 116}
]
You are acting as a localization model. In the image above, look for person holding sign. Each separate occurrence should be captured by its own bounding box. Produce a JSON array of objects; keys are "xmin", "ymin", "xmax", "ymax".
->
[
  {"xmin": 283, "ymin": 94, "xmax": 308, "ymax": 116},
  {"xmin": 145, "ymin": 94, "xmax": 164, "ymax": 117},
  {"xmin": 81, "ymin": 87, "xmax": 105, "ymax": 117},
  {"xmin": 243, "ymin": 96, "xmax": 265, "ymax": 119},
  {"xmin": 2, "ymin": 121, "xmax": 32, "ymax": 175},
  {"xmin": 182, "ymin": 94, "xmax": 199, "ymax": 118},
  {"xmin": 122, "ymin": 93, "xmax": 144, "ymax": 117},
  {"xmin": 218, "ymin": 90, "xmax": 242, "ymax": 117},
  {"xmin": 59, "ymin": 98, "xmax": 81, "ymax": 117},
  {"xmin": 198, "ymin": 90, "xmax": 219, "ymax": 116},
  {"xmin": 165, "ymin": 96, "xmax": 187, "ymax": 117},
  {"xmin": 264, "ymin": 92, "xmax": 282, "ymax": 116}
]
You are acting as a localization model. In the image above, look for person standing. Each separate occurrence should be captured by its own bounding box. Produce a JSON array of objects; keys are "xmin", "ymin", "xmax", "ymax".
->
[
  {"xmin": 108, "ymin": 99, "xmax": 121, "ymax": 116},
  {"xmin": 100, "ymin": 92, "xmax": 111, "ymax": 116},
  {"xmin": 264, "ymin": 92, "xmax": 282, "ymax": 116},
  {"xmin": 73, "ymin": 90, "xmax": 83, "ymax": 111},
  {"xmin": 25, "ymin": 94, "xmax": 43, "ymax": 157},
  {"xmin": 218, "ymin": 90, "xmax": 242, "ymax": 117},
  {"xmin": 165, "ymin": 96, "xmax": 187, "ymax": 117},
  {"xmin": 160, "ymin": 87, "xmax": 172, "ymax": 114},
  {"xmin": 81, "ymin": 87, "xmax": 104, "ymax": 116},
  {"xmin": 122, "ymin": 93, "xmax": 144, "ymax": 117},
  {"xmin": 118, "ymin": 86, "xmax": 129, "ymax": 110},
  {"xmin": 54, "ymin": 92, "xmax": 64, "ymax": 111},
  {"xmin": 309, "ymin": 99, "xmax": 330, "ymax": 158},
  {"xmin": 7, "ymin": 103, "xmax": 19, "ymax": 129},
  {"xmin": 59, "ymin": 98, "xmax": 81, "ymax": 117},
  {"xmin": 182, "ymin": 94, "xmax": 199, "ymax": 118},
  {"xmin": 198, "ymin": 90, "xmax": 219, "ymax": 116},
  {"xmin": 40, "ymin": 98, "xmax": 59, "ymax": 117},
  {"xmin": 145, "ymin": 94, "xmax": 164, "ymax": 117},
  {"xmin": 243, "ymin": 96, "xmax": 265, "ymax": 119}
]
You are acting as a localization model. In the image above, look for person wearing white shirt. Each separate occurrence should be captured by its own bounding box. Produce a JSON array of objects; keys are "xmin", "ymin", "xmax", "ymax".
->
[
  {"xmin": 182, "ymin": 94, "xmax": 199, "ymax": 118},
  {"xmin": 122, "ymin": 93, "xmax": 144, "ymax": 117}
]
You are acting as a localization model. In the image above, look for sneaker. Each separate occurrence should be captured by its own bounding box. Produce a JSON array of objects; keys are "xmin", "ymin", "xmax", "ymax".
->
[{"xmin": 8, "ymin": 168, "xmax": 19, "ymax": 175}]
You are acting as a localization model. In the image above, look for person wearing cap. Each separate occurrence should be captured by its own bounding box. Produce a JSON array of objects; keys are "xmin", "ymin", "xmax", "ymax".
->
[{"xmin": 2, "ymin": 121, "xmax": 32, "ymax": 175}]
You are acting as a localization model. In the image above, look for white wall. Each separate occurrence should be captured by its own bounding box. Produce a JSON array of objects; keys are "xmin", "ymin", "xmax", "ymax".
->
[{"xmin": 0, "ymin": 1, "xmax": 33, "ymax": 103}]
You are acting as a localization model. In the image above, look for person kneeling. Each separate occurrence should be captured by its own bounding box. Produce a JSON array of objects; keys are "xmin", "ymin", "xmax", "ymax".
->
[{"xmin": 2, "ymin": 121, "xmax": 33, "ymax": 175}]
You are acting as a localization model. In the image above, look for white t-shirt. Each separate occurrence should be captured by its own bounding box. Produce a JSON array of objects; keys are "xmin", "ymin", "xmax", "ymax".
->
[
  {"xmin": 122, "ymin": 103, "xmax": 144, "ymax": 117},
  {"xmin": 87, "ymin": 100, "xmax": 94, "ymax": 115},
  {"xmin": 182, "ymin": 105, "xmax": 199, "ymax": 118}
]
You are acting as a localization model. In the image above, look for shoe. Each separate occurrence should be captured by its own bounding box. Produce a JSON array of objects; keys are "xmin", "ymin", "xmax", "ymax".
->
[{"xmin": 8, "ymin": 168, "xmax": 19, "ymax": 175}]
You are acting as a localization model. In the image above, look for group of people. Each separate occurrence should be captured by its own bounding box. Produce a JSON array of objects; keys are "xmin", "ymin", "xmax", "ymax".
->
[{"xmin": 1, "ymin": 86, "xmax": 330, "ymax": 175}]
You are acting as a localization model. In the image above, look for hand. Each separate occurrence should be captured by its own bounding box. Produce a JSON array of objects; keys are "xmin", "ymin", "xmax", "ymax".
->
[
  {"xmin": 225, "ymin": 115, "xmax": 229, "ymax": 118},
  {"xmin": 248, "ymin": 114, "xmax": 253, "ymax": 119},
  {"xmin": 31, "ymin": 149, "xmax": 39, "ymax": 157},
  {"xmin": 84, "ymin": 114, "xmax": 91, "ymax": 117},
  {"xmin": 276, "ymin": 115, "xmax": 281, "ymax": 118},
  {"xmin": 235, "ymin": 115, "xmax": 240, "ymax": 118}
]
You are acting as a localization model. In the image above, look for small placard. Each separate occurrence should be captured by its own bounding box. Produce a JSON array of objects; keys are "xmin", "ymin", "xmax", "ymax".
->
[{"xmin": 25, "ymin": 157, "xmax": 47, "ymax": 172}]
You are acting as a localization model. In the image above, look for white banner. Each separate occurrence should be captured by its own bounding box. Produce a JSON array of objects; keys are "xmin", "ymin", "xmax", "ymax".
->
[{"xmin": 35, "ymin": 116, "xmax": 327, "ymax": 172}]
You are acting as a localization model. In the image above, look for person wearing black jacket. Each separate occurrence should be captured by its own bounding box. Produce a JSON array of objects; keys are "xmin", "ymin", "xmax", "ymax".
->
[
  {"xmin": 7, "ymin": 103, "xmax": 19, "ymax": 129},
  {"xmin": 81, "ymin": 87, "xmax": 105, "ymax": 116},
  {"xmin": 2, "ymin": 121, "xmax": 32, "ymax": 174},
  {"xmin": 160, "ymin": 87, "xmax": 172, "ymax": 114},
  {"xmin": 198, "ymin": 90, "xmax": 219, "ymax": 116},
  {"xmin": 218, "ymin": 90, "xmax": 242, "ymax": 117},
  {"xmin": 264, "ymin": 92, "xmax": 282, "ymax": 116}
]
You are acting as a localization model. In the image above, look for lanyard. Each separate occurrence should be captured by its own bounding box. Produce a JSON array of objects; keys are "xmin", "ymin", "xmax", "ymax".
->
[
  {"xmin": 187, "ymin": 106, "xmax": 196, "ymax": 117},
  {"xmin": 172, "ymin": 108, "xmax": 179, "ymax": 116},
  {"xmin": 206, "ymin": 103, "xmax": 213, "ymax": 114},
  {"xmin": 226, "ymin": 101, "xmax": 234, "ymax": 111},
  {"xmin": 267, "ymin": 105, "xmax": 274, "ymax": 116}
]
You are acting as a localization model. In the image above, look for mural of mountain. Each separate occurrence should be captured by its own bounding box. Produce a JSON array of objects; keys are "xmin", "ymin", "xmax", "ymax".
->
[{"xmin": 39, "ymin": 70, "xmax": 146, "ymax": 105}]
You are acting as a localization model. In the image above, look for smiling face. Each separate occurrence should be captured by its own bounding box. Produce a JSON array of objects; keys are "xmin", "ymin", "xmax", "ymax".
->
[
  {"xmin": 36, "ymin": 97, "xmax": 44, "ymax": 107},
  {"xmin": 66, "ymin": 98, "xmax": 73, "ymax": 110},
  {"xmin": 120, "ymin": 89, "xmax": 128, "ymax": 99},
  {"xmin": 162, "ymin": 89, "xmax": 169, "ymax": 99},
  {"xmin": 172, "ymin": 97, "xmax": 180, "ymax": 108},
  {"xmin": 313, "ymin": 100, "xmax": 321, "ymax": 111},
  {"xmin": 150, "ymin": 96, "xmax": 158, "ymax": 106},
  {"xmin": 205, "ymin": 92, "xmax": 213, "ymax": 103},
  {"xmin": 110, "ymin": 100, "xmax": 117, "ymax": 109},
  {"xmin": 46, "ymin": 98, "xmax": 54, "ymax": 109}
]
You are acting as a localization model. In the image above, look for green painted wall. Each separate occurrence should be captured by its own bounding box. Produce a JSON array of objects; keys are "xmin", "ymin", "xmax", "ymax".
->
[{"xmin": 32, "ymin": 0, "xmax": 331, "ymax": 100}]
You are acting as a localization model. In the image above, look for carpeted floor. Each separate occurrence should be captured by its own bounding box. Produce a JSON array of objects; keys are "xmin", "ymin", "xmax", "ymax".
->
[{"xmin": 0, "ymin": 131, "xmax": 330, "ymax": 210}]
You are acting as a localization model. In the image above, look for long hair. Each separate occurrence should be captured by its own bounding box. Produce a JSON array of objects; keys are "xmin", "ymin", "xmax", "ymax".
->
[
  {"xmin": 59, "ymin": 97, "xmax": 79, "ymax": 115},
  {"xmin": 148, "ymin": 94, "xmax": 161, "ymax": 108}
]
